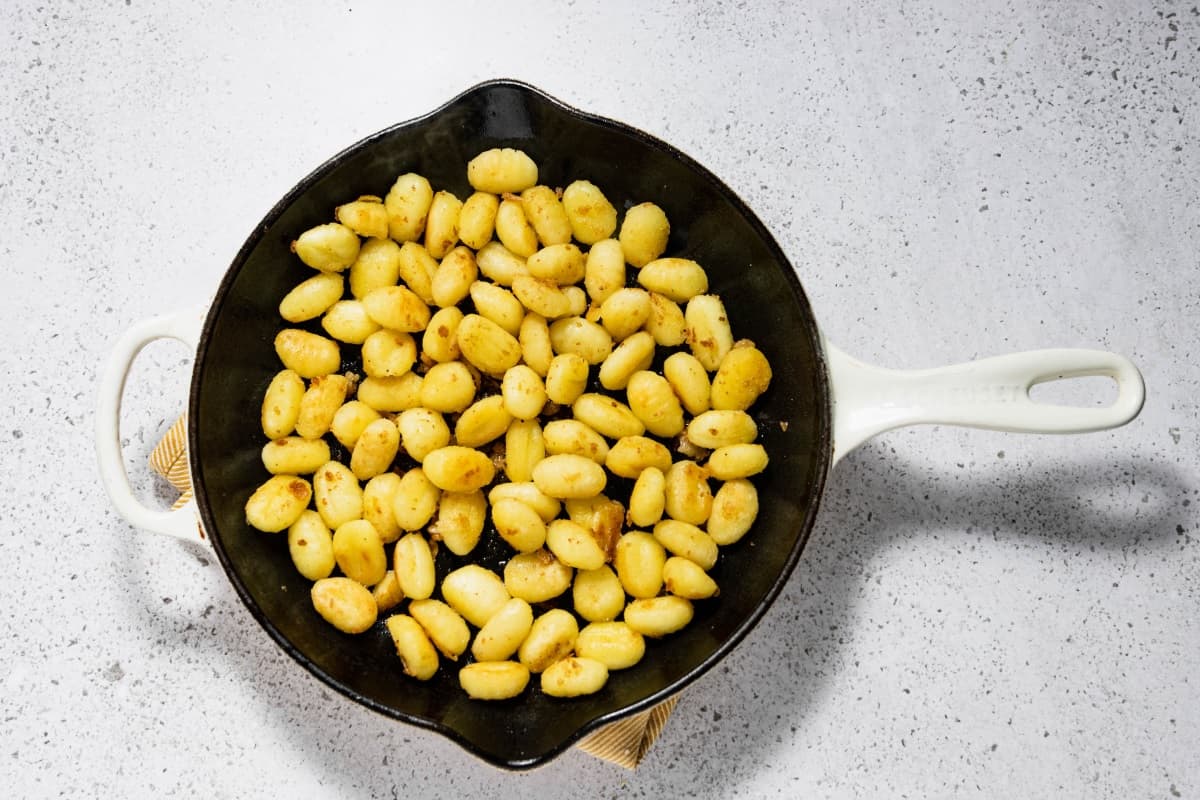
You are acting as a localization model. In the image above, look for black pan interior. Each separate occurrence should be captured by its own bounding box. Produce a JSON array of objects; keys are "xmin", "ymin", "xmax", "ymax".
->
[{"xmin": 189, "ymin": 80, "xmax": 831, "ymax": 769}]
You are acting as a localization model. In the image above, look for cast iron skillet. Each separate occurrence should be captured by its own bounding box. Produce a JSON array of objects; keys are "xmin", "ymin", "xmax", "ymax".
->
[
  {"xmin": 205, "ymin": 79, "xmax": 828, "ymax": 768},
  {"xmin": 97, "ymin": 79, "xmax": 1145, "ymax": 770}
]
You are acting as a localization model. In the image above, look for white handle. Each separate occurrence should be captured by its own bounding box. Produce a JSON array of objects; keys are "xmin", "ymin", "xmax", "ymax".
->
[
  {"xmin": 825, "ymin": 342, "xmax": 1145, "ymax": 465},
  {"xmin": 96, "ymin": 305, "xmax": 209, "ymax": 545}
]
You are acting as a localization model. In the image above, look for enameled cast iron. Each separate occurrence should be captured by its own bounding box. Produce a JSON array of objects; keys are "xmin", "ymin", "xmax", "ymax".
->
[{"xmin": 97, "ymin": 80, "xmax": 1144, "ymax": 769}]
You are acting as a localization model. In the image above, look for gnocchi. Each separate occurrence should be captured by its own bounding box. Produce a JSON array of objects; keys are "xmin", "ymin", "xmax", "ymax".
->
[{"xmin": 248, "ymin": 146, "xmax": 776, "ymax": 702}]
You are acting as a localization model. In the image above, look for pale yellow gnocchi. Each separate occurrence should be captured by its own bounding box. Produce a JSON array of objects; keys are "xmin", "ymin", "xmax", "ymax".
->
[{"xmin": 249, "ymin": 146, "xmax": 777, "ymax": 703}]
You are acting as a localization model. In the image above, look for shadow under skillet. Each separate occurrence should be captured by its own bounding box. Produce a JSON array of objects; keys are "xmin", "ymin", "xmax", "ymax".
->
[
  {"xmin": 824, "ymin": 441, "xmax": 1184, "ymax": 552},
  {"xmin": 624, "ymin": 439, "xmax": 1187, "ymax": 794}
]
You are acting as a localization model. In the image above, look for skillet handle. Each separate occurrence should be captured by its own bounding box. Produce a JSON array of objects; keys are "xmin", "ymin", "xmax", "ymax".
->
[
  {"xmin": 824, "ymin": 342, "xmax": 1145, "ymax": 465},
  {"xmin": 96, "ymin": 305, "xmax": 209, "ymax": 545}
]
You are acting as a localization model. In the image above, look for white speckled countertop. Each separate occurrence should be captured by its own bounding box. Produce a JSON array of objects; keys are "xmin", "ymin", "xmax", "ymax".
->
[{"xmin": 3, "ymin": 1, "xmax": 1197, "ymax": 796}]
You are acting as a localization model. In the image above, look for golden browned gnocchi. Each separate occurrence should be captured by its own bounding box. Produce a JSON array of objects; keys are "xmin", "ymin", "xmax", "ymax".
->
[
  {"xmin": 562, "ymin": 180, "xmax": 617, "ymax": 245},
  {"xmin": 321, "ymin": 299, "xmax": 380, "ymax": 344},
  {"xmin": 384, "ymin": 174, "xmax": 433, "ymax": 243},
  {"xmin": 617, "ymin": 202, "xmax": 669, "ymax": 268},
  {"xmin": 471, "ymin": 597, "xmax": 534, "ymax": 662},
  {"xmin": 348, "ymin": 238, "xmax": 402, "ymax": 299},
  {"xmin": 246, "ymin": 474, "xmax": 312, "ymax": 532},
  {"xmin": 311, "ymin": 577, "xmax": 377, "ymax": 633},
  {"xmin": 459, "ymin": 660, "xmax": 530, "ymax": 700},
  {"xmin": 247, "ymin": 146, "xmax": 775, "ymax": 702},
  {"xmin": 279, "ymin": 273, "xmax": 344, "ymax": 323},
  {"xmin": 261, "ymin": 436, "xmax": 330, "ymax": 476},
  {"xmin": 385, "ymin": 613, "xmax": 439, "ymax": 679},
  {"xmin": 540, "ymin": 656, "xmax": 608, "ymax": 697},
  {"xmin": 575, "ymin": 621, "xmax": 645, "ymax": 670},
  {"xmin": 335, "ymin": 196, "xmax": 388, "ymax": 240},
  {"xmin": 288, "ymin": 510, "xmax": 336, "ymax": 580},
  {"xmin": 274, "ymin": 329, "xmax": 340, "ymax": 379},
  {"xmin": 332, "ymin": 519, "xmax": 387, "ymax": 586},
  {"xmin": 409, "ymin": 598, "xmax": 471, "ymax": 659},
  {"xmin": 458, "ymin": 193, "xmax": 500, "ymax": 250},
  {"xmin": 292, "ymin": 223, "xmax": 360, "ymax": 272},
  {"xmin": 467, "ymin": 148, "xmax": 538, "ymax": 194}
]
